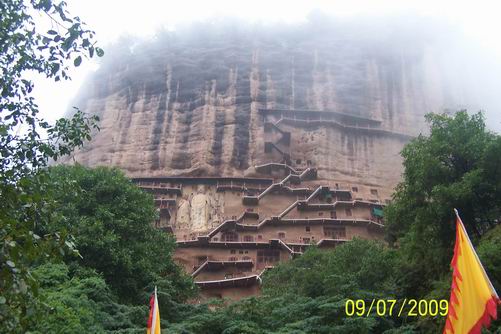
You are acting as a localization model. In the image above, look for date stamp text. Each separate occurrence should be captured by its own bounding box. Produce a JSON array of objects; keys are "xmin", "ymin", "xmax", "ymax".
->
[{"xmin": 345, "ymin": 299, "xmax": 448, "ymax": 317}]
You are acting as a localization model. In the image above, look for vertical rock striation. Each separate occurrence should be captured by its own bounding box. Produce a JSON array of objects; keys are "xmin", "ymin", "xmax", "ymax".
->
[{"xmin": 64, "ymin": 19, "xmax": 461, "ymax": 196}]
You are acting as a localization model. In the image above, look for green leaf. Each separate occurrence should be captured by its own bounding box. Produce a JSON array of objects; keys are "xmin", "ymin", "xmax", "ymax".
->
[
  {"xmin": 62, "ymin": 35, "xmax": 77, "ymax": 51},
  {"xmin": 74, "ymin": 56, "xmax": 82, "ymax": 67},
  {"xmin": 96, "ymin": 47, "xmax": 104, "ymax": 57},
  {"xmin": 42, "ymin": 0, "xmax": 52, "ymax": 11}
]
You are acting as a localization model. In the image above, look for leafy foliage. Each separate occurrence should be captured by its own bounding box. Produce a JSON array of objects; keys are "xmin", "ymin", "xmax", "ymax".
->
[
  {"xmin": 385, "ymin": 111, "xmax": 501, "ymax": 296},
  {"xmin": 263, "ymin": 240, "xmax": 399, "ymax": 299},
  {"xmin": 1, "ymin": 1, "xmax": 103, "ymax": 331},
  {"xmin": 42, "ymin": 165, "xmax": 197, "ymax": 305},
  {"xmin": 22, "ymin": 165, "xmax": 196, "ymax": 333},
  {"xmin": 477, "ymin": 225, "xmax": 501, "ymax": 294},
  {"xmin": 30, "ymin": 262, "xmax": 147, "ymax": 333}
]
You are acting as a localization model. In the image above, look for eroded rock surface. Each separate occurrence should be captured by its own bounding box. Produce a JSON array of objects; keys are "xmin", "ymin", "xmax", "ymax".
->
[{"xmin": 64, "ymin": 19, "xmax": 462, "ymax": 196}]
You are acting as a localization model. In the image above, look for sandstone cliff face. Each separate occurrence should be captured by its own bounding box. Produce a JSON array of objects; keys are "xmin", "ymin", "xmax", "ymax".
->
[{"xmin": 65, "ymin": 19, "xmax": 458, "ymax": 194}]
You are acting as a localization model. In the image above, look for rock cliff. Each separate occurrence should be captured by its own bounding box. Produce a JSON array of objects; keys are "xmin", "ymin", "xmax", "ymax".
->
[{"xmin": 64, "ymin": 18, "xmax": 461, "ymax": 195}]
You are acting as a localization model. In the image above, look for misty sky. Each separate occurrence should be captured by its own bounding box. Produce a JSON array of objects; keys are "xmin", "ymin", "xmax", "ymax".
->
[{"xmin": 34, "ymin": 0, "xmax": 501, "ymax": 131}]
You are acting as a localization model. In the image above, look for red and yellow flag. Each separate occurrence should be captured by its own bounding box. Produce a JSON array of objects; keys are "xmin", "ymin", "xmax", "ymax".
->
[
  {"xmin": 444, "ymin": 210, "xmax": 500, "ymax": 334},
  {"xmin": 147, "ymin": 287, "xmax": 161, "ymax": 334}
]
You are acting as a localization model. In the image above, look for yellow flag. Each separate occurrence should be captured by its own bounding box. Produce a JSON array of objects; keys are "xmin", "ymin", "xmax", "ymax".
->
[
  {"xmin": 147, "ymin": 287, "xmax": 161, "ymax": 334},
  {"xmin": 444, "ymin": 210, "xmax": 500, "ymax": 334}
]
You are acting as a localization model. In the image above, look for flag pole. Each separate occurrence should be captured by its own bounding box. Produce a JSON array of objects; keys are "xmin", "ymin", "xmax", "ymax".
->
[{"xmin": 453, "ymin": 208, "xmax": 499, "ymax": 299}]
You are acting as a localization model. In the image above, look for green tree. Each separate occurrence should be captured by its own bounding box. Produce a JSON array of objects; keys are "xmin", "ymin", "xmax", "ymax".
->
[
  {"xmin": 263, "ymin": 240, "xmax": 399, "ymax": 300},
  {"xmin": 42, "ymin": 165, "xmax": 196, "ymax": 306},
  {"xmin": 385, "ymin": 111, "xmax": 500, "ymax": 296},
  {"xmin": 477, "ymin": 225, "xmax": 501, "ymax": 294},
  {"xmin": 31, "ymin": 263, "xmax": 110, "ymax": 333},
  {"xmin": 31, "ymin": 262, "xmax": 147, "ymax": 333},
  {"xmin": 1, "ymin": 0, "xmax": 103, "ymax": 330},
  {"xmin": 255, "ymin": 240, "xmax": 401, "ymax": 333},
  {"xmin": 477, "ymin": 225, "xmax": 501, "ymax": 332}
]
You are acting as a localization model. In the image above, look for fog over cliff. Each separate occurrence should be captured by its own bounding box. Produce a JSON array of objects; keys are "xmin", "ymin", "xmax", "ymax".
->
[
  {"xmin": 74, "ymin": 14, "xmax": 501, "ymax": 129},
  {"xmin": 64, "ymin": 14, "xmax": 501, "ymax": 181}
]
